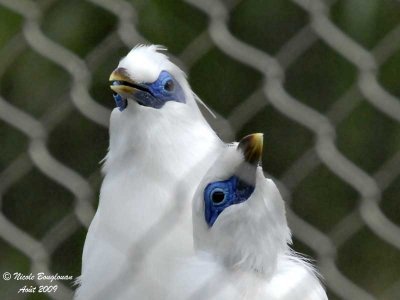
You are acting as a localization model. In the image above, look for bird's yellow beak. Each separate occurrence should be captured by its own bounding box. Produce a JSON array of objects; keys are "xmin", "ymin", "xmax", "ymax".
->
[
  {"xmin": 109, "ymin": 67, "xmax": 139, "ymax": 96},
  {"xmin": 238, "ymin": 133, "xmax": 264, "ymax": 165}
]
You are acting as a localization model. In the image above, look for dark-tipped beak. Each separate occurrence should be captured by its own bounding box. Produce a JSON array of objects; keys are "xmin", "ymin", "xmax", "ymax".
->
[
  {"xmin": 109, "ymin": 67, "xmax": 132, "ymax": 82},
  {"xmin": 109, "ymin": 67, "xmax": 153, "ymax": 98},
  {"xmin": 109, "ymin": 67, "xmax": 137, "ymax": 96},
  {"xmin": 237, "ymin": 133, "xmax": 263, "ymax": 165},
  {"xmin": 236, "ymin": 133, "xmax": 263, "ymax": 185}
]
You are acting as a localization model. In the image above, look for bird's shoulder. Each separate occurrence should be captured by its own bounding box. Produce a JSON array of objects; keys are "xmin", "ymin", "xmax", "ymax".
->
[{"xmin": 261, "ymin": 253, "xmax": 328, "ymax": 300}]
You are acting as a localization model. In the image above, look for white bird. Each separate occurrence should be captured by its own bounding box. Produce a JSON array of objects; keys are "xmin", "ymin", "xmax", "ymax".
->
[
  {"xmin": 75, "ymin": 45, "xmax": 224, "ymax": 299},
  {"xmin": 166, "ymin": 133, "xmax": 328, "ymax": 300}
]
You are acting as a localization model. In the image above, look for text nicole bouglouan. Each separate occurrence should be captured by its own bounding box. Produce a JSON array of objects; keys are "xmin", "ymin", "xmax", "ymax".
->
[{"xmin": 3, "ymin": 271, "xmax": 73, "ymax": 294}]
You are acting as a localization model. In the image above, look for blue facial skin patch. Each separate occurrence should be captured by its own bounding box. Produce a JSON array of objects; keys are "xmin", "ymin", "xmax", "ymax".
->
[
  {"xmin": 141, "ymin": 70, "xmax": 186, "ymax": 108},
  {"xmin": 113, "ymin": 70, "xmax": 186, "ymax": 111},
  {"xmin": 203, "ymin": 176, "xmax": 255, "ymax": 227},
  {"xmin": 113, "ymin": 93, "xmax": 127, "ymax": 111}
]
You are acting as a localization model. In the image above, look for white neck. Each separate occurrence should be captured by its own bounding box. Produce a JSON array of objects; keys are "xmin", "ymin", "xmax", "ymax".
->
[
  {"xmin": 104, "ymin": 100, "xmax": 216, "ymax": 176},
  {"xmin": 97, "ymin": 100, "xmax": 223, "ymax": 255}
]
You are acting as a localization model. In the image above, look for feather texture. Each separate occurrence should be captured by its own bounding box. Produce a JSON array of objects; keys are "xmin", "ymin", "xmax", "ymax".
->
[
  {"xmin": 75, "ymin": 45, "xmax": 223, "ymax": 299},
  {"xmin": 166, "ymin": 142, "xmax": 328, "ymax": 300}
]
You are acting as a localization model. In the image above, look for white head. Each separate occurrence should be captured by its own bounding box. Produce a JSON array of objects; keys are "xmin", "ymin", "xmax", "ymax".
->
[
  {"xmin": 109, "ymin": 44, "xmax": 201, "ymax": 114},
  {"xmin": 105, "ymin": 45, "xmax": 216, "ymax": 172},
  {"xmin": 192, "ymin": 134, "xmax": 292, "ymax": 276}
]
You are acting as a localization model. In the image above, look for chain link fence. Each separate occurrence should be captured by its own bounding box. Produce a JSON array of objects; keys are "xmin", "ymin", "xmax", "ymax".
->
[{"xmin": 0, "ymin": 0, "xmax": 399, "ymax": 299}]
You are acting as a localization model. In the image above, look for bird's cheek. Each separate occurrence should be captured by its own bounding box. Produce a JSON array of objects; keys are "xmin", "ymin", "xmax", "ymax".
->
[
  {"xmin": 205, "ymin": 201, "xmax": 222, "ymax": 227},
  {"xmin": 212, "ymin": 204, "xmax": 242, "ymax": 229},
  {"xmin": 204, "ymin": 201, "xmax": 214, "ymax": 227},
  {"xmin": 133, "ymin": 91, "xmax": 166, "ymax": 109}
]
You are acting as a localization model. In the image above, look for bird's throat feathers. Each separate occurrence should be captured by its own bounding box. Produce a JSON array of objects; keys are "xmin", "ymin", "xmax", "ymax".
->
[
  {"xmin": 194, "ymin": 171, "xmax": 292, "ymax": 278},
  {"xmin": 102, "ymin": 101, "xmax": 219, "ymax": 178}
]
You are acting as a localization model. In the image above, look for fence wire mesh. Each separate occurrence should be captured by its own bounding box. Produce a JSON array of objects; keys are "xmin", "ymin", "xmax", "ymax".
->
[{"xmin": 0, "ymin": 0, "xmax": 399, "ymax": 299}]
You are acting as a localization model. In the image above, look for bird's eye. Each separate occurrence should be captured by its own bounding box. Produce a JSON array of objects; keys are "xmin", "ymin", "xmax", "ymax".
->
[
  {"xmin": 163, "ymin": 79, "xmax": 174, "ymax": 92},
  {"xmin": 210, "ymin": 188, "xmax": 226, "ymax": 205}
]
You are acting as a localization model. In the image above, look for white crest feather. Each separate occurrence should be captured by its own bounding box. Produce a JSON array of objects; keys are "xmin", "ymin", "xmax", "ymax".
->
[{"xmin": 193, "ymin": 92, "xmax": 217, "ymax": 119}]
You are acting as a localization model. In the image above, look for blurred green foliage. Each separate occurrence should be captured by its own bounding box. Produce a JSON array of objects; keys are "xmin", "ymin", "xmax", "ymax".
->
[{"xmin": 0, "ymin": 0, "xmax": 400, "ymax": 299}]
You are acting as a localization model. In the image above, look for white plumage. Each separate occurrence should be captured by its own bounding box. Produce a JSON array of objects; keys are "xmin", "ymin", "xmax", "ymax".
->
[
  {"xmin": 166, "ymin": 134, "xmax": 328, "ymax": 300},
  {"xmin": 75, "ymin": 45, "xmax": 223, "ymax": 299},
  {"xmin": 76, "ymin": 45, "xmax": 326, "ymax": 300}
]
